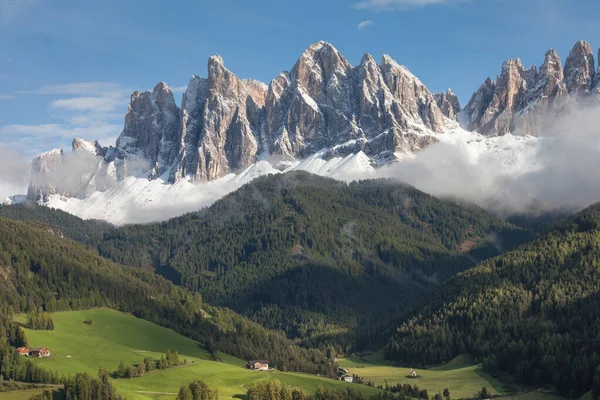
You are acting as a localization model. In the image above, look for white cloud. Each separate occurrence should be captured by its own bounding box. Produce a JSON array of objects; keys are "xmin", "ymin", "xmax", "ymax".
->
[
  {"xmin": 0, "ymin": 81, "xmax": 130, "ymax": 156},
  {"xmin": 23, "ymin": 82, "xmax": 128, "ymax": 96},
  {"xmin": 51, "ymin": 96, "xmax": 123, "ymax": 112},
  {"xmin": 355, "ymin": 0, "xmax": 466, "ymax": 11},
  {"xmin": 171, "ymin": 86, "xmax": 188, "ymax": 93},
  {"xmin": 0, "ymin": 94, "xmax": 13, "ymax": 100},
  {"xmin": 0, "ymin": 146, "xmax": 30, "ymax": 199},
  {"xmin": 358, "ymin": 20, "xmax": 374, "ymax": 29},
  {"xmin": 370, "ymin": 105, "xmax": 600, "ymax": 215}
]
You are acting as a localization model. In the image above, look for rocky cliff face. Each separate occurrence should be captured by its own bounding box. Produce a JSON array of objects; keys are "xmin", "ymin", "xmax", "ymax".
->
[
  {"xmin": 434, "ymin": 89, "xmax": 460, "ymax": 120},
  {"xmin": 265, "ymin": 42, "xmax": 448, "ymax": 160},
  {"xmin": 466, "ymin": 41, "xmax": 598, "ymax": 136},
  {"xmin": 27, "ymin": 41, "xmax": 455, "ymax": 201},
  {"xmin": 117, "ymin": 82, "xmax": 180, "ymax": 179}
]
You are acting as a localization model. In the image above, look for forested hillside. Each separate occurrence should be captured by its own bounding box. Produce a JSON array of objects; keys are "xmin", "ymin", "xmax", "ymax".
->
[
  {"xmin": 0, "ymin": 217, "xmax": 336, "ymax": 376},
  {"xmin": 0, "ymin": 173, "xmax": 533, "ymax": 347},
  {"xmin": 385, "ymin": 203, "xmax": 600, "ymax": 397},
  {"xmin": 86, "ymin": 172, "xmax": 530, "ymax": 342}
]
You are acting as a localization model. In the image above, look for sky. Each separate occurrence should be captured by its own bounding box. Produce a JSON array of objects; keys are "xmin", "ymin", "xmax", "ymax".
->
[{"xmin": 0, "ymin": 0, "xmax": 598, "ymax": 159}]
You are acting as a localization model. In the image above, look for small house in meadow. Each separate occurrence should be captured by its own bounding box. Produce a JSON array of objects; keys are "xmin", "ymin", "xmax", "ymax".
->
[
  {"xmin": 29, "ymin": 348, "xmax": 51, "ymax": 358},
  {"xmin": 247, "ymin": 360, "xmax": 269, "ymax": 371},
  {"xmin": 15, "ymin": 347, "xmax": 29, "ymax": 356}
]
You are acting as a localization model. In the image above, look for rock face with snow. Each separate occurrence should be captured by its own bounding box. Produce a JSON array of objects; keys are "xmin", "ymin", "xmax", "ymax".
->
[
  {"xmin": 564, "ymin": 41, "xmax": 596, "ymax": 96},
  {"xmin": 27, "ymin": 149, "xmax": 65, "ymax": 203},
  {"xmin": 27, "ymin": 139, "xmax": 119, "ymax": 202},
  {"xmin": 171, "ymin": 55, "xmax": 267, "ymax": 182},
  {"xmin": 466, "ymin": 41, "xmax": 598, "ymax": 136},
  {"xmin": 434, "ymin": 89, "xmax": 461, "ymax": 120},
  {"xmin": 117, "ymin": 82, "xmax": 180, "ymax": 179},
  {"xmin": 27, "ymin": 40, "xmax": 599, "ymax": 207},
  {"xmin": 265, "ymin": 42, "xmax": 448, "ymax": 159},
  {"xmin": 27, "ymin": 41, "xmax": 455, "ymax": 201}
]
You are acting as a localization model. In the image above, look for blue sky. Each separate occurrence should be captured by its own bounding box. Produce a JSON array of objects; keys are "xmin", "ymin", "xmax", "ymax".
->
[{"xmin": 0, "ymin": 0, "xmax": 598, "ymax": 157}]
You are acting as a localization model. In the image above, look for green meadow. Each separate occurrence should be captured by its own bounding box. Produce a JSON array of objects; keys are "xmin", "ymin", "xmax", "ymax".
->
[
  {"xmin": 339, "ymin": 353, "xmax": 505, "ymax": 399},
  {"xmin": 13, "ymin": 309, "xmax": 566, "ymax": 400},
  {"xmin": 0, "ymin": 389, "xmax": 50, "ymax": 400},
  {"xmin": 114, "ymin": 361, "xmax": 381, "ymax": 400},
  {"xmin": 15, "ymin": 309, "xmax": 380, "ymax": 399},
  {"xmin": 15, "ymin": 309, "xmax": 213, "ymax": 375}
]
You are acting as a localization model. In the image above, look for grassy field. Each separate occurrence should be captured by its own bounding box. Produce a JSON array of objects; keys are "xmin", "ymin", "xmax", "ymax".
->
[
  {"xmin": 15, "ymin": 309, "xmax": 380, "ymax": 399},
  {"xmin": 16, "ymin": 309, "xmax": 215, "ymax": 375},
  {"xmin": 0, "ymin": 389, "xmax": 56, "ymax": 400},
  {"xmin": 339, "ymin": 353, "xmax": 505, "ymax": 399},
  {"xmin": 114, "ymin": 361, "xmax": 381, "ymax": 400}
]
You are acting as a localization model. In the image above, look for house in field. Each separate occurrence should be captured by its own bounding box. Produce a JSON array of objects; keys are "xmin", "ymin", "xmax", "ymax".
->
[
  {"xmin": 29, "ymin": 348, "xmax": 51, "ymax": 358},
  {"xmin": 247, "ymin": 360, "xmax": 269, "ymax": 371},
  {"xmin": 344, "ymin": 375, "xmax": 354, "ymax": 383},
  {"xmin": 15, "ymin": 347, "xmax": 29, "ymax": 356}
]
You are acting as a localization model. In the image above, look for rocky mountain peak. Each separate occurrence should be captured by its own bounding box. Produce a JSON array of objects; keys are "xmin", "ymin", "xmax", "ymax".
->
[
  {"xmin": 434, "ymin": 89, "xmax": 461, "ymax": 121},
  {"xmin": 72, "ymin": 138, "xmax": 103, "ymax": 155},
  {"xmin": 360, "ymin": 53, "xmax": 376, "ymax": 66},
  {"xmin": 466, "ymin": 41, "xmax": 599, "ymax": 137},
  {"xmin": 27, "ymin": 41, "xmax": 459, "ymax": 203},
  {"xmin": 117, "ymin": 80, "xmax": 180, "ymax": 179},
  {"xmin": 564, "ymin": 40, "xmax": 595, "ymax": 96},
  {"xmin": 539, "ymin": 49, "xmax": 564, "ymax": 80},
  {"xmin": 290, "ymin": 41, "xmax": 352, "ymax": 98}
]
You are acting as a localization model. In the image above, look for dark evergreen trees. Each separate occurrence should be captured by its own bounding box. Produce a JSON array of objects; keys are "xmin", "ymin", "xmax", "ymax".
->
[{"xmin": 386, "ymin": 203, "xmax": 600, "ymax": 397}]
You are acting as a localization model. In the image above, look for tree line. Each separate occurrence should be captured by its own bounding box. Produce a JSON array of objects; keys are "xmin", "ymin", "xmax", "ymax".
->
[
  {"xmin": 25, "ymin": 308, "xmax": 54, "ymax": 330},
  {"xmin": 30, "ymin": 368, "xmax": 121, "ymax": 400},
  {"xmin": 114, "ymin": 350, "xmax": 182, "ymax": 379}
]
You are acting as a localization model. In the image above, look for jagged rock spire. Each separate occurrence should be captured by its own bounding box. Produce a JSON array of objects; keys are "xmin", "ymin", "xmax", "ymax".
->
[
  {"xmin": 466, "ymin": 40, "xmax": 597, "ymax": 136},
  {"xmin": 564, "ymin": 40, "xmax": 596, "ymax": 96}
]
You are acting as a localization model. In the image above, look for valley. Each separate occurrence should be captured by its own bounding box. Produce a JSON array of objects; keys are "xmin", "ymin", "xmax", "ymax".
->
[
  {"xmin": 2, "ymin": 0, "xmax": 600, "ymax": 399},
  {"xmin": 10, "ymin": 309, "xmax": 380, "ymax": 400},
  {"xmin": 0, "ymin": 173, "xmax": 598, "ymax": 399}
]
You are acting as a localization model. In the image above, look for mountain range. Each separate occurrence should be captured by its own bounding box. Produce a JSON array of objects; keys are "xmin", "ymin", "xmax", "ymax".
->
[{"xmin": 15, "ymin": 40, "xmax": 600, "ymax": 223}]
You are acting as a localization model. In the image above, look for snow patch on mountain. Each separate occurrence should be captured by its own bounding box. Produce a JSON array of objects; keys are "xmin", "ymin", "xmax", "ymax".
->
[{"xmin": 38, "ymin": 126, "xmax": 538, "ymax": 225}]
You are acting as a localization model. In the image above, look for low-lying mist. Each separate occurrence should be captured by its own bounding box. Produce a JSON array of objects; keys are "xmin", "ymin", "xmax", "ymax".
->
[
  {"xmin": 0, "ymin": 147, "xmax": 30, "ymax": 201},
  {"xmin": 374, "ymin": 104, "xmax": 600, "ymax": 216}
]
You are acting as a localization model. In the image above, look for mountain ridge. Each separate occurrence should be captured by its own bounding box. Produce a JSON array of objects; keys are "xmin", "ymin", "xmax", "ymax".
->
[
  {"xmin": 25, "ymin": 40, "xmax": 459, "ymax": 204},
  {"xmin": 18, "ymin": 40, "xmax": 600, "ymax": 224}
]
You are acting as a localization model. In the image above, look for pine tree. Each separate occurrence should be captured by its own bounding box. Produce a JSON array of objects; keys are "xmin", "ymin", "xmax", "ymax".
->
[
  {"xmin": 178, "ymin": 385, "xmax": 193, "ymax": 400},
  {"xmin": 443, "ymin": 388, "xmax": 450, "ymax": 400},
  {"xmin": 117, "ymin": 362, "xmax": 126, "ymax": 378}
]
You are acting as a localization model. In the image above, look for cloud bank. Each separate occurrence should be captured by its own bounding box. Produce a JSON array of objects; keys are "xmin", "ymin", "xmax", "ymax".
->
[{"xmin": 374, "ymin": 105, "xmax": 600, "ymax": 215}]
